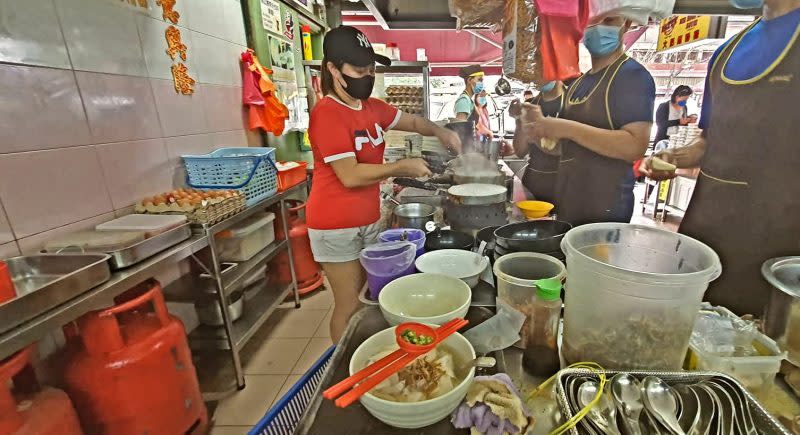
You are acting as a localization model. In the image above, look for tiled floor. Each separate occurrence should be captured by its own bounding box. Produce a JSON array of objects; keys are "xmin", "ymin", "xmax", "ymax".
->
[{"xmin": 209, "ymin": 285, "xmax": 334, "ymax": 434}]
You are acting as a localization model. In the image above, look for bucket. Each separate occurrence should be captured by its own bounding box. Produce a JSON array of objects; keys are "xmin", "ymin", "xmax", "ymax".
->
[
  {"xmin": 560, "ymin": 223, "xmax": 721, "ymax": 370},
  {"xmin": 379, "ymin": 229, "xmax": 426, "ymax": 258},
  {"xmin": 360, "ymin": 241, "xmax": 417, "ymax": 300},
  {"xmin": 493, "ymin": 253, "xmax": 566, "ymax": 348}
]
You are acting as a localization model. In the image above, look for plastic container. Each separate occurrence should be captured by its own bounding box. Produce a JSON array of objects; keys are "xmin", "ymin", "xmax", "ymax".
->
[
  {"xmin": 378, "ymin": 228, "xmax": 426, "ymax": 258},
  {"xmin": 96, "ymin": 214, "xmax": 186, "ymax": 237},
  {"xmin": 216, "ymin": 212, "xmax": 276, "ymax": 262},
  {"xmin": 561, "ymin": 223, "xmax": 722, "ymax": 370},
  {"xmin": 44, "ymin": 230, "xmax": 145, "ymax": 252},
  {"xmin": 523, "ymin": 278, "xmax": 562, "ymax": 376},
  {"xmin": 359, "ymin": 241, "xmax": 416, "ymax": 300},
  {"xmin": 386, "ymin": 42, "xmax": 400, "ymax": 60},
  {"xmin": 277, "ymin": 161, "xmax": 308, "ymax": 192},
  {"xmin": 494, "ymin": 252, "xmax": 566, "ymax": 348},
  {"xmin": 687, "ymin": 305, "xmax": 786, "ymax": 399},
  {"xmin": 182, "ymin": 147, "xmax": 278, "ymax": 207}
]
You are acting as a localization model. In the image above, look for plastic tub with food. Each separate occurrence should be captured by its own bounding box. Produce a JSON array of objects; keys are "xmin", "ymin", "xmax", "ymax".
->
[
  {"xmin": 561, "ymin": 223, "xmax": 721, "ymax": 370},
  {"xmin": 378, "ymin": 273, "xmax": 471, "ymax": 326},
  {"xmin": 215, "ymin": 212, "xmax": 276, "ymax": 262},
  {"xmin": 349, "ymin": 326, "xmax": 476, "ymax": 428}
]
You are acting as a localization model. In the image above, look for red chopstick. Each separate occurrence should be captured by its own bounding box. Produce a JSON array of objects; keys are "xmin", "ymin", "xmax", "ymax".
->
[
  {"xmin": 331, "ymin": 318, "xmax": 469, "ymax": 408},
  {"xmin": 323, "ymin": 318, "xmax": 462, "ymax": 400}
]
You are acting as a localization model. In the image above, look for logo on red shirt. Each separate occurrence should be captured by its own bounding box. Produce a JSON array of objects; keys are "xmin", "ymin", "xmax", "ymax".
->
[{"xmin": 354, "ymin": 123, "xmax": 387, "ymax": 151}]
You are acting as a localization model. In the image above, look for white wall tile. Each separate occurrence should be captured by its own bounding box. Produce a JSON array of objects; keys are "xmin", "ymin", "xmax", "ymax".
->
[
  {"xmin": 0, "ymin": 64, "xmax": 91, "ymax": 154},
  {"xmin": 0, "ymin": 242, "xmax": 20, "ymax": 259},
  {"xmin": 17, "ymin": 212, "xmax": 116, "ymax": 255},
  {"xmin": 142, "ymin": 0, "xmax": 190, "ymax": 28},
  {"xmin": 150, "ymin": 78, "xmax": 208, "ymax": 136},
  {"xmin": 184, "ymin": 0, "xmax": 224, "ymax": 38},
  {"xmin": 192, "ymin": 32, "xmax": 239, "ymax": 85},
  {"xmin": 96, "ymin": 138, "xmax": 172, "ymax": 210},
  {"xmin": 76, "ymin": 71, "xmax": 163, "ymax": 143},
  {"xmin": 0, "ymin": 199, "xmax": 14, "ymax": 244},
  {"xmin": 210, "ymin": 130, "xmax": 248, "ymax": 149},
  {"xmin": 0, "ymin": 0, "xmax": 71, "ymax": 69},
  {"xmin": 55, "ymin": 0, "xmax": 148, "ymax": 76},
  {"xmin": 164, "ymin": 134, "xmax": 216, "ymax": 166},
  {"xmin": 202, "ymin": 85, "xmax": 246, "ymax": 132},
  {"xmin": 0, "ymin": 146, "xmax": 113, "ymax": 238},
  {"xmin": 222, "ymin": 0, "xmax": 247, "ymax": 45},
  {"xmin": 138, "ymin": 15, "xmax": 199, "ymax": 80}
]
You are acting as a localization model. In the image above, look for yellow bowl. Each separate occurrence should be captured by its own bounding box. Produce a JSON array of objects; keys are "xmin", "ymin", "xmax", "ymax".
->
[{"xmin": 516, "ymin": 200, "xmax": 555, "ymax": 219}]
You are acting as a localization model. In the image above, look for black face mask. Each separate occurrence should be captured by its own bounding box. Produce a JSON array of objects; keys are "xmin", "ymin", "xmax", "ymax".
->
[{"xmin": 341, "ymin": 73, "xmax": 375, "ymax": 100}]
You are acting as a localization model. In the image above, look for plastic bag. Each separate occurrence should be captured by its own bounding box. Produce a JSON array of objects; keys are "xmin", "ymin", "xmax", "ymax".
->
[
  {"xmin": 449, "ymin": 0, "xmax": 505, "ymax": 31},
  {"xmin": 463, "ymin": 299, "xmax": 527, "ymax": 354},
  {"xmin": 690, "ymin": 303, "xmax": 760, "ymax": 357},
  {"xmin": 534, "ymin": 0, "xmax": 578, "ymax": 17},
  {"xmin": 502, "ymin": 0, "xmax": 542, "ymax": 84},
  {"xmin": 589, "ymin": 0, "xmax": 675, "ymax": 25}
]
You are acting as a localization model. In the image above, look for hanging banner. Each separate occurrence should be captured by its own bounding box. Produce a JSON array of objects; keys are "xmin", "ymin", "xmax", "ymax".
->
[
  {"xmin": 657, "ymin": 15, "xmax": 712, "ymax": 52},
  {"xmin": 261, "ymin": 0, "xmax": 281, "ymax": 34}
]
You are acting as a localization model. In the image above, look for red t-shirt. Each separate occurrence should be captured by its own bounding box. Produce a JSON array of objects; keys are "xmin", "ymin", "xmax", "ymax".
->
[{"xmin": 306, "ymin": 96, "xmax": 401, "ymax": 230}]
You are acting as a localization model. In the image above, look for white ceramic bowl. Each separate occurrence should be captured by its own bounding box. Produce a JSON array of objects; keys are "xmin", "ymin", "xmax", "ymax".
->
[
  {"xmin": 378, "ymin": 273, "xmax": 471, "ymax": 326},
  {"xmin": 415, "ymin": 249, "xmax": 489, "ymax": 288},
  {"xmin": 349, "ymin": 326, "xmax": 476, "ymax": 428}
]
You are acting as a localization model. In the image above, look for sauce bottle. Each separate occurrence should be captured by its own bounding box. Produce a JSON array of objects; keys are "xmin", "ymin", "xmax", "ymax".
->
[{"xmin": 522, "ymin": 278, "xmax": 562, "ymax": 376}]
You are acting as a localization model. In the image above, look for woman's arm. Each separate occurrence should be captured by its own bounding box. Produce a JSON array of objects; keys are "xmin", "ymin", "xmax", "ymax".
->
[
  {"xmin": 393, "ymin": 112, "xmax": 462, "ymax": 153},
  {"xmin": 329, "ymin": 157, "xmax": 431, "ymax": 188}
]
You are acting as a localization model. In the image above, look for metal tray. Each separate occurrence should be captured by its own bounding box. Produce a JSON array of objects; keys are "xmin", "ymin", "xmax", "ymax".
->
[
  {"xmin": 0, "ymin": 254, "xmax": 111, "ymax": 333},
  {"xmin": 46, "ymin": 224, "xmax": 191, "ymax": 269},
  {"xmin": 555, "ymin": 368, "xmax": 791, "ymax": 435}
]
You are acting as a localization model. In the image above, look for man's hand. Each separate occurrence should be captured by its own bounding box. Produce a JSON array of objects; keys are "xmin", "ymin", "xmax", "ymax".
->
[
  {"xmin": 435, "ymin": 127, "xmax": 463, "ymax": 154},
  {"xmin": 395, "ymin": 158, "xmax": 432, "ymax": 178},
  {"xmin": 508, "ymin": 99, "xmax": 523, "ymax": 119},
  {"xmin": 520, "ymin": 103, "xmax": 558, "ymax": 143},
  {"xmin": 641, "ymin": 151, "xmax": 678, "ymax": 181}
]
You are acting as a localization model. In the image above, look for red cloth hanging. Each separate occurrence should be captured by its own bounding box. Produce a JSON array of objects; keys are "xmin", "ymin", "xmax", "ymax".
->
[
  {"xmin": 538, "ymin": 0, "xmax": 589, "ymax": 82},
  {"xmin": 241, "ymin": 50, "xmax": 289, "ymax": 135}
]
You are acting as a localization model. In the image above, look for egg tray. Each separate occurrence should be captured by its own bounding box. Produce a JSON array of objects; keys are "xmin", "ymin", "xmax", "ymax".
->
[{"xmin": 135, "ymin": 195, "xmax": 246, "ymax": 226}]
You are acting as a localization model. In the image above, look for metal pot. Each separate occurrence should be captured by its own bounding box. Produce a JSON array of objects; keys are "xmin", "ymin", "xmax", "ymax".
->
[
  {"xmin": 761, "ymin": 256, "xmax": 800, "ymax": 364},
  {"xmin": 195, "ymin": 291, "xmax": 244, "ymax": 326},
  {"xmin": 393, "ymin": 203, "xmax": 436, "ymax": 230},
  {"xmin": 494, "ymin": 220, "xmax": 573, "ymax": 254}
]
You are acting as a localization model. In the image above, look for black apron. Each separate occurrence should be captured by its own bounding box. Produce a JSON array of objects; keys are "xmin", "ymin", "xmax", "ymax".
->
[
  {"xmin": 522, "ymin": 94, "xmax": 563, "ymax": 205},
  {"xmin": 556, "ymin": 55, "xmax": 636, "ymax": 226},
  {"xmin": 679, "ymin": 21, "xmax": 800, "ymax": 316}
]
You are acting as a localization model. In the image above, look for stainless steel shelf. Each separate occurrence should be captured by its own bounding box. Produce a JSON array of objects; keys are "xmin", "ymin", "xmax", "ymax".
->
[
  {"xmin": 203, "ymin": 182, "xmax": 307, "ymax": 236},
  {"xmin": 0, "ymin": 235, "xmax": 209, "ymax": 360},
  {"xmin": 188, "ymin": 280, "xmax": 292, "ymax": 351},
  {"xmin": 221, "ymin": 240, "xmax": 287, "ymax": 293}
]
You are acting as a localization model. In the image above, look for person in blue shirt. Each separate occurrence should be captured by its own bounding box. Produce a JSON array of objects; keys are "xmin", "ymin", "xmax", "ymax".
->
[
  {"xmin": 454, "ymin": 64, "xmax": 484, "ymax": 122},
  {"xmin": 643, "ymin": 0, "xmax": 800, "ymax": 315},
  {"xmin": 522, "ymin": 14, "xmax": 656, "ymax": 225}
]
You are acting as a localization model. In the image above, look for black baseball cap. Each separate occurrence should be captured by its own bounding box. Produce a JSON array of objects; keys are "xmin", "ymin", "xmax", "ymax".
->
[
  {"xmin": 458, "ymin": 64, "xmax": 484, "ymax": 79},
  {"xmin": 323, "ymin": 26, "xmax": 391, "ymax": 67}
]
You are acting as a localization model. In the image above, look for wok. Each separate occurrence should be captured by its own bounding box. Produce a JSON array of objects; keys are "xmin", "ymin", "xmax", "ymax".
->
[
  {"xmin": 494, "ymin": 220, "xmax": 572, "ymax": 253},
  {"xmin": 425, "ymin": 229, "xmax": 475, "ymax": 251},
  {"xmin": 475, "ymin": 226, "xmax": 500, "ymax": 252}
]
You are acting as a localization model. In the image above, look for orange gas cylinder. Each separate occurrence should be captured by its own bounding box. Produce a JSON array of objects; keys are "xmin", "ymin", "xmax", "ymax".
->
[
  {"xmin": 272, "ymin": 200, "xmax": 324, "ymax": 295},
  {"xmin": 62, "ymin": 279, "xmax": 207, "ymax": 435},
  {"xmin": 0, "ymin": 347, "xmax": 83, "ymax": 435}
]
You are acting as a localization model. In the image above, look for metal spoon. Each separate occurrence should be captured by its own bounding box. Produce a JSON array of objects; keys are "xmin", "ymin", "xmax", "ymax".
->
[
  {"xmin": 673, "ymin": 384, "xmax": 700, "ymax": 434},
  {"xmin": 642, "ymin": 376, "xmax": 686, "ymax": 435},
  {"xmin": 689, "ymin": 385, "xmax": 715, "ymax": 435},
  {"xmin": 611, "ymin": 373, "xmax": 644, "ymax": 435},
  {"xmin": 578, "ymin": 379, "xmax": 623, "ymax": 435}
]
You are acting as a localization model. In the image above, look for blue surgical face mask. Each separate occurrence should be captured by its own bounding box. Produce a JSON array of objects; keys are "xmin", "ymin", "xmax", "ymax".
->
[
  {"xmin": 478, "ymin": 96, "xmax": 487, "ymax": 106},
  {"xmin": 677, "ymin": 100, "xmax": 687, "ymax": 107},
  {"xmin": 539, "ymin": 81, "xmax": 557, "ymax": 93},
  {"xmin": 583, "ymin": 24, "xmax": 622, "ymax": 57},
  {"xmin": 473, "ymin": 80, "xmax": 484, "ymax": 94},
  {"xmin": 729, "ymin": 0, "xmax": 763, "ymax": 9}
]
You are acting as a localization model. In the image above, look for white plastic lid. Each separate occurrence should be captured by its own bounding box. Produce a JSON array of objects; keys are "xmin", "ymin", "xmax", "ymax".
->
[
  {"xmin": 222, "ymin": 212, "xmax": 276, "ymax": 238},
  {"xmin": 96, "ymin": 214, "xmax": 187, "ymax": 232}
]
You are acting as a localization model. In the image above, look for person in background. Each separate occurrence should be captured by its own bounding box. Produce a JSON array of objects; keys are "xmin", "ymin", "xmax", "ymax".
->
[
  {"xmin": 510, "ymin": 81, "xmax": 565, "ymax": 205},
  {"xmin": 307, "ymin": 26, "xmax": 462, "ymax": 341},
  {"xmin": 522, "ymin": 15, "xmax": 655, "ymax": 225},
  {"xmin": 474, "ymin": 90, "xmax": 494, "ymax": 147},
  {"xmin": 642, "ymin": 0, "xmax": 799, "ymax": 316},
  {"xmin": 454, "ymin": 64, "xmax": 484, "ymax": 122},
  {"xmin": 653, "ymin": 85, "xmax": 697, "ymax": 144}
]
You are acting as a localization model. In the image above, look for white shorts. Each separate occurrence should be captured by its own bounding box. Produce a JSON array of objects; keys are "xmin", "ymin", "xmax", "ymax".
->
[{"xmin": 308, "ymin": 221, "xmax": 384, "ymax": 263}]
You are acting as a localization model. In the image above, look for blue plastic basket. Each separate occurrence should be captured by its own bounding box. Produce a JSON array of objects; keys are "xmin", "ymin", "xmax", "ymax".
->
[
  {"xmin": 249, "ymin": 346, "xmax": 336, "ymax": 435},
  {"xmin": 182, "ymin": 147, "xmax": 278, "ymax": 207}
]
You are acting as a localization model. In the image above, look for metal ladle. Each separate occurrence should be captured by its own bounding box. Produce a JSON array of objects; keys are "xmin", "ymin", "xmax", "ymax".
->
[
  {"xmin": 642, "ymin": 376, "xmax": 686, "ymax": 435},
  {"xmin": 611, "ymin": 373, "xmax": 644, "ymax": 435},
  {"xmin": 578, "ymin": 380, "xmax": 623, "ymax": 435}
]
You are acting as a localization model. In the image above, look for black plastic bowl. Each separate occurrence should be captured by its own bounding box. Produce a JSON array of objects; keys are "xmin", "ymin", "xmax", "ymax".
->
[
  {"xmin": 425, "ymin": 229, "xmax": 475, "ymax": 251},
  {"xmin": 494, "ymin": 220, "xmax": 573, "ymax": 253}
]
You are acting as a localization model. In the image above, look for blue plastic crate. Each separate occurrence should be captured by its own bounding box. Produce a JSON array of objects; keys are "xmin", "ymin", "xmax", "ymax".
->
[
  {"xmin": 249, "ymin": 346, "xmax": 335, "ymax": 435},
  {"xmin": 182, "ymin": 147, "xmax": 278, "ymax": 207}
]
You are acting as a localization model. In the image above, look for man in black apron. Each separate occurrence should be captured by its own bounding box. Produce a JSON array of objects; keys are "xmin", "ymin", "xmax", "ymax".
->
[
  {"xmin": 643, "ymin": 0, "xmax": 800, "ymax": 315},
  {"xmin": 510, "ymin": 81, "xmax": 565, "ymax": 205},
  {"xmin": 523, "ymin": 15, "xmax": 655, "ymax": 226}
]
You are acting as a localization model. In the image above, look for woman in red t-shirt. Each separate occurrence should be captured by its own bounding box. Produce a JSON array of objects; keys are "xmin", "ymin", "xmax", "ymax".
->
[{"xmin": 307, "ymin": 26, "xmax": 461, "ymax": 341}]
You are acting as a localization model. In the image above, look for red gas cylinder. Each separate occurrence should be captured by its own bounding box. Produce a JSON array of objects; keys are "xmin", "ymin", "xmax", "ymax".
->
[
  {"xmin": 62, "ymin": 279, "xmax": 207, "ymax": 435},
  {"xmin": 0, "ymin": 347, "xmax": 83, "ymax": 435},
  {"xmin": 272, "ymin": 200, "xmax": 324, "ymax": 295}
]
